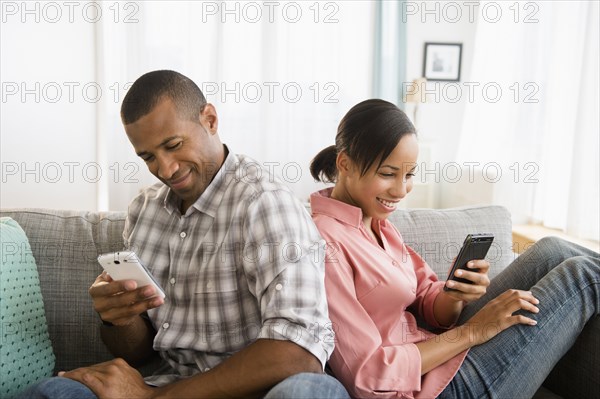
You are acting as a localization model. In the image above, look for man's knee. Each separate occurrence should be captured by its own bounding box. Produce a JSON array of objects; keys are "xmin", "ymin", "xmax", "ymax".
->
[{"xmin": 263, "ymin": 372, "xmax": 349, "ymax": 399}]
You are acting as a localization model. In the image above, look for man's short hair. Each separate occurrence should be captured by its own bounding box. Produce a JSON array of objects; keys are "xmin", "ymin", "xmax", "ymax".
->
[{"xmin": 121, "ymin": 70, "xmax": 207, "ymax": 125}]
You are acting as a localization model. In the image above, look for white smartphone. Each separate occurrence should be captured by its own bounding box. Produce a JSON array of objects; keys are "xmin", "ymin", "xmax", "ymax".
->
[{"xmin": 97, "ymin": 251, "xmax": 166, "ymax": 299}]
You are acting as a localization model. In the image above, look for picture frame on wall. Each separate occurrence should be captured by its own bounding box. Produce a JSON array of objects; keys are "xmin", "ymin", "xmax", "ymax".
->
[{"xmin": 422, "ymin": 42, "xmax": 462, "ymax": 82}]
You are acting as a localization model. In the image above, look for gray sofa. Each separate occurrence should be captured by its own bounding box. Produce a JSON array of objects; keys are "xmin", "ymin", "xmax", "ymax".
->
[{"xmin": 1, "ymin": 205, "xmax": 596, "ymax": 398}]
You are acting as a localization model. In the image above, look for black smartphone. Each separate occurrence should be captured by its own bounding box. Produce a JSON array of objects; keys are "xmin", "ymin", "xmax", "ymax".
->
[{"xmin": 444, "ymin": 233, "xmax": 494, "ymax": 291}]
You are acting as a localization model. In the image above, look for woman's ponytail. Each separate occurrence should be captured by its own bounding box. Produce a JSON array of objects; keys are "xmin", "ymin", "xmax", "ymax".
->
[{"xmin": 310, "ymin": 145, "xmax": 338, "ymax": 183}]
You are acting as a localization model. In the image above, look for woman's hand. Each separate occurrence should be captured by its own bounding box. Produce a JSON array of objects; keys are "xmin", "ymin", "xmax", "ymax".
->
[
  {"xmin": 444, "ymin": 259, "xmax": 491, "ymax": 303},
  {"xmin": 434, "ymin": 259, "xmax": 491, "ymax": 327},
  {"xmin": 421, "ymin": 289, "xmax": 539, "ymax": 373},
  {"xmin": 423, "ymin": 285, "xmax": 539, "ymax": 374},
  {"xmin": 464, "ymin": 289, "xmax": 540, "ymax": 346}
]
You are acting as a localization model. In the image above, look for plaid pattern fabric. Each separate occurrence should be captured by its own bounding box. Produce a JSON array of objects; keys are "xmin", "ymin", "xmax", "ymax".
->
[{"xmin": 124, "ymin": 151, "xmax": 333, "ymax": 386}]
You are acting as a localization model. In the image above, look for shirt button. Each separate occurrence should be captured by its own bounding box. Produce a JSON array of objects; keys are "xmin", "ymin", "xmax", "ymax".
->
[
  {"xmin": 169, "ymin": 277, "xmax": 176, "ymax": 285},
  {"xmin": 204, "ymin": 368, "xmax": 210, "ymax": 372},
  {"xmin": 162, "ymin": 322, "xmax": 170, "ymax": 329},
  {"xmin": 180, "ymin": 232, "xmax": 187, "ymax": 238},
  {"xmin": 275, "ymin": 283, "xmax": 283, "ymax": 291},
  {"xmin": 206, "ymin": 281, "xmax": 213, "ymax": 289},
  {"xmin": 392, "ymin": 261, "xmax": 398, "ymax": 266}
]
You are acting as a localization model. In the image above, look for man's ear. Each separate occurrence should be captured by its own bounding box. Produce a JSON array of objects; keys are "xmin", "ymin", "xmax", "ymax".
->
[{"xmin": 199, "ymin": 103, "xmax": 218, "ymax": 134}]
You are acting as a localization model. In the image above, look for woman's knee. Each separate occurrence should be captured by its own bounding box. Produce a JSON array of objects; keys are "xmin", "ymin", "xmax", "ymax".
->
[
  {"xmin": 535, "ymin": 236, "xmax": 572, "ymax": 252},
  {"xmin": 535, "ymin": 236, "xmax": 598, "ymax": 259},
  {"xmin": 566, "ymin": 255, "xmax": 600, "ymax": 273},
  {"xmin": 527, "ymin": 237, "xmax": 597, "ymax": 269},
  {"xmin": 553, "ymin": 256, "xmax": 600, "ymax": 287}
]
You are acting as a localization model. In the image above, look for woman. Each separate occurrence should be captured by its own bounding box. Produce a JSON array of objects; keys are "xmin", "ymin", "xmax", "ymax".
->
[{"xmin": 309, "ymin": 99, "xmax": 599, "ymax": 398}]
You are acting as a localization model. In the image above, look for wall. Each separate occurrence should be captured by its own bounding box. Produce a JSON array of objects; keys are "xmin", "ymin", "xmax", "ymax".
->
[
  {"xmin": 1, "ymin": 2, "xmax": 98, "ymax": 210},
  {"xmin": 1, "ymin": 1, "xmax": 373, "ymax": 211},
  {"xmin": 404, "ymin": 2, "xmax": 479, "ymax": 208},
  {"xmin": 1, "ymin": 1, "xmax": 479, "ymax": 211}
]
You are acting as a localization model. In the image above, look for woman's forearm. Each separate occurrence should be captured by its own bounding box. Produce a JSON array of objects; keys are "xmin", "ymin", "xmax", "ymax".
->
[
  {"xmin": 416, "ymin": 325, "xmax": 472, "ymax": 374},
  {"xmin": 432, "ymin": 290, "xmax": 464, "ymax": 327}
]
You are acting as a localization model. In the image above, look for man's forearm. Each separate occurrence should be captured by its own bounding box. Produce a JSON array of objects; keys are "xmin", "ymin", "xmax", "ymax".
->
[
  {"xmin": 100, "ymin": 315, "xmax": 157, "ymax": 366},
  {"xmin": 152, "ymin": 339, "xmax": 323, "ymax": 399}
]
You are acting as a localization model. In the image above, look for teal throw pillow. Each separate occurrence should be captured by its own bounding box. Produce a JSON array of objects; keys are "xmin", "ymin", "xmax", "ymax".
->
[{"xmin": 1, "ymin": 217, "xmax": 55, "ymax": 398}]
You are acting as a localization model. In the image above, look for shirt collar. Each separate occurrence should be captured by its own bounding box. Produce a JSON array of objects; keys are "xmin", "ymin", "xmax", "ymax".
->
[
  {"xmin": 309, "ymin": 187, "xmax": 364, "ymax": 228},
  {"xmin": 163, "ymin": 145, "xmax": 237, "ymax": 218}
]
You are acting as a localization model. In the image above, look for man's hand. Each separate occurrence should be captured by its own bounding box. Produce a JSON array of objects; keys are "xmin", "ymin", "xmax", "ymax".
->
[
  {"xmin": 59, "ymin": 358, "xmax": 154, "ymax": 399},
  {"xmin": 444, "ymin": 259, "xmax": 491, "ymax": 303},
  {"xmin": 90, "ymin": 272, "xmax": 164, "ymax": 326}
]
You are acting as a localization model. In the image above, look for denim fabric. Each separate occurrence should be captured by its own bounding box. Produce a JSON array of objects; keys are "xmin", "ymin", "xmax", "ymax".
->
[
  {"xmin": 263, "ymin": 372, "xmax": 350, "ymax": 399},
  {"xmin": 16, "ymin": 377, "xmax": 96, "ymax": 399},
  {"xmin": 18, "ymin": 372, "xmax": 349, "ymax": 399},
  {"xmin": 440, "ymin": 237, "xmax": 600, "ymax": 399}
]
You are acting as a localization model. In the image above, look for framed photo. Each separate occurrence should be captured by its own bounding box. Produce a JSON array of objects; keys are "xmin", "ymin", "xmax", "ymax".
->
[{"xmin": 422, "ymin": 43, "xmax": 462, "ymax": 82}]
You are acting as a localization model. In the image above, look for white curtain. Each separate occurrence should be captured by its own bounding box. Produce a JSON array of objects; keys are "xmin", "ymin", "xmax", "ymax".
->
[
  {"xmin": 457, "ymin": 1, "xmax": 599, "ymax": 241},
  {"xmin": 94, "ymin": 1, "xmax": 374, "ymax": 211}
]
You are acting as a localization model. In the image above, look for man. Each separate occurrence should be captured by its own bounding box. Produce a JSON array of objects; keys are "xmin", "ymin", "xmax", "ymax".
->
[{"xmin": 22, "ymin": 70, "xmax": 348, "ymax": 398}]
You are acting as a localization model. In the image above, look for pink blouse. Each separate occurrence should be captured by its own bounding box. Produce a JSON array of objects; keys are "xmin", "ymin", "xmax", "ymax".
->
[{"xmin": 311, "ymin": 188, "xmax": 467, "ymax": 399}]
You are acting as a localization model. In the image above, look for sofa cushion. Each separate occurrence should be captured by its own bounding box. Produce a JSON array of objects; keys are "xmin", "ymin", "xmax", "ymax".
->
[
  {"xmin": 0, "ymin": 217, "xmax": 55, "ymax": 397},
  {"xmin": 0, "ymin": 209, "xmax": 127, "ymax": 374},
  {"xmin": 387, "ymin": 205, "xmax": 515, "ymax": 280},
  {"xmin": 0, "ymin": 205, "xmax": 516, "ymax": 377}
]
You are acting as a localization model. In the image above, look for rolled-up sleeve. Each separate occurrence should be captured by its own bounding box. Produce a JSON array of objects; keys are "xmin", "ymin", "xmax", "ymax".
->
[
  {"xmin": 242, "ymin": 190, "xmax": 333, "ymax": 368},
  {"xmin": 406, "ymin": 244, "xmax": 447, "ymax": 329}
]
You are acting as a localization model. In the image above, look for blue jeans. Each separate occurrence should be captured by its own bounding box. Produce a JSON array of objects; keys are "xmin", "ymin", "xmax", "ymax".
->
[
  {"xmin": 263, "ymin": 373, "xmax": 349, "ymax": 398},
  {"xmin": 17, "ymin": 377, "xmax": 95, "ymax": 399},
  {"xmin": 18, "ymin": 372, "xmax": 349, "ymax": 399},
  {"xmin": 440, "ymin": 237, "xmax": 600, "ymax": 398}
]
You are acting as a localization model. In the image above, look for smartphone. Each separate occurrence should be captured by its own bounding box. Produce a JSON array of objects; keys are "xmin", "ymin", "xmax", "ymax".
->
[
  {"xmin": 444, "ymin": 233, "xmax": 494, "ymax": 291},
  {"xmin": 97, "ymin": 251, "xmax": 166, "ymax": 299}
]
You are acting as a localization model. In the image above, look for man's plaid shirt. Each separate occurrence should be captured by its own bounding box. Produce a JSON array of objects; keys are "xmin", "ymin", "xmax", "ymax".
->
[{"xmin": 123, "ymin": 149, "xmax": 334, "ymax": 386}]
